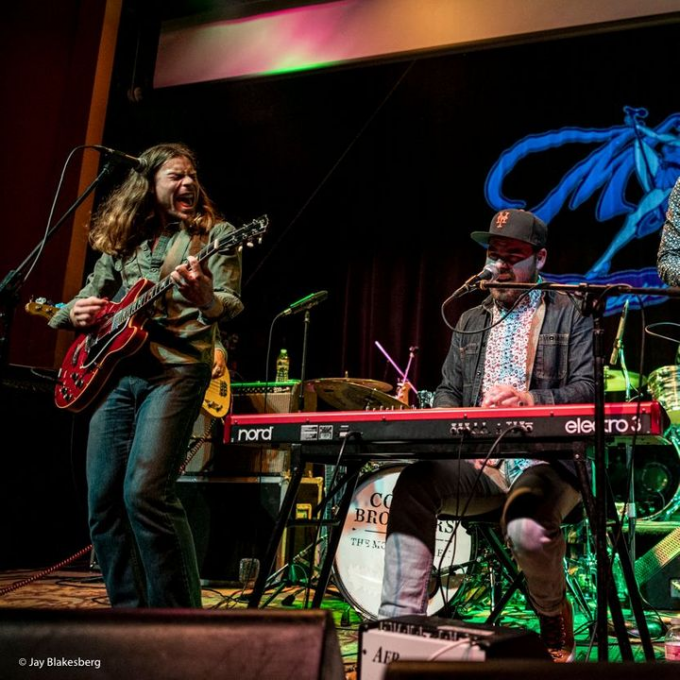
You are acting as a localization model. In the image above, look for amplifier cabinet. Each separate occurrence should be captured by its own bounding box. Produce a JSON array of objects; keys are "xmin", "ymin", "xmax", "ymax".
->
[
  {"xmin": 231, "ymin": 380, "xmax": 318, "ymax": 415},
  {"xmin": 184, "ymin": 381, "xmax": 318, "ymax": 476},
  {"xmin": 177, "ymin": 475, "xmax": 323, "ymax": 585}
]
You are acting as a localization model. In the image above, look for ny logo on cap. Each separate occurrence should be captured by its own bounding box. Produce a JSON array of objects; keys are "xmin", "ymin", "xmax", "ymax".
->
[{"xmin": 495, "ymin": 211, "xmax": 510, "ymax": 228}]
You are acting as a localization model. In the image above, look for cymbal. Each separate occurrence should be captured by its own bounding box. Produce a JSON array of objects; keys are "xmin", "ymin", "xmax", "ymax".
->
[
  {"xmin": 308, "ymin": 377, "xmax": 393, "ymax": 393},
  {"xmin": 603, "ymin": 367, "xmax": 645, "ymax": 393},
  {"xmin": 311, "ymin": 380, "xmax": 407, "ymax": 411}
]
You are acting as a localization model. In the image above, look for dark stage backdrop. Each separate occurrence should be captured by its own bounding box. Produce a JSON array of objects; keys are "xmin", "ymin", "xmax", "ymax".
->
[{"xmin": 100, "ymin": 18, "xmax": 680, "ymax": 395}]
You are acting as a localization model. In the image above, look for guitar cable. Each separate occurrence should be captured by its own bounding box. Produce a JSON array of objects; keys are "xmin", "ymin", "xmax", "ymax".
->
[{"xmin": 0, "ymin": 544, "xmax": 93, "ymax": 597}]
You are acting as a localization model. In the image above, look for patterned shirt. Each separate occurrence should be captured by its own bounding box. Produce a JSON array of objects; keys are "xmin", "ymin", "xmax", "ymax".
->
[{"xmin": 481, "ymin": 287, "xmax": 542, "ymax": 484}]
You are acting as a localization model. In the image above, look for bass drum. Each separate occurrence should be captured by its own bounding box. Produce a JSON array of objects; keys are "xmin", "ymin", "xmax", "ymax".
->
[
  {"xmin": 333, "ymin": 464, "xmax": 473, "ymax": 620},
  {"xmin": 608, "ymin": 439, "xmax": 680, "ymax": 519}
]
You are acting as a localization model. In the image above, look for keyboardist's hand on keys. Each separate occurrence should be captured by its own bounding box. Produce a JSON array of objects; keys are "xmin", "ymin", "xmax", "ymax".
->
[{"xmin": 481, "ymin": 384, "xmax": 535, "ymax": 409}]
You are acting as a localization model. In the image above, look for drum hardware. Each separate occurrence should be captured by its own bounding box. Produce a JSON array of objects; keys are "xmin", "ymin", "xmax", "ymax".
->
[
  {"xmin": 374, "ymin": 340, "xmax": 418, "ymax": 407},
  {"xmin": 610, "ymin": 441, "xmax": 680, "ymax": 521},
  {"xmin": 603, "ymin": 367, "xmax": 645, "ymax": 396},
  {"xmin": 605, "ymin": 299, "xmax": 646, "ymax": 402},
  {"xmin": 648, "ymin": 365, "xmax": 680, "ymax": 426}
]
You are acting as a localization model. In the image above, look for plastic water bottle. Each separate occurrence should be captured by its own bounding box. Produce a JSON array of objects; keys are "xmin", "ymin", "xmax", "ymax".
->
[
  {"xmin": 276, "ymin": 349, "xmax": 290, "ymax": 383},
  {"xmin": 665, "ymin": 617, "xmax": 680, "ymax": 661}
]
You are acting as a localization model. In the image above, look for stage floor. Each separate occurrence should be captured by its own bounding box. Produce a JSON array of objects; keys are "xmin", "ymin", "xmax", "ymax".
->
[{"xmin": 0, "ymin": 562, "xmax": 676, "ymax": 676}]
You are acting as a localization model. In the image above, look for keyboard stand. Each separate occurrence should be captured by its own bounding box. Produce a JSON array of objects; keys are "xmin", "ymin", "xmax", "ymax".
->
[{"xmin": 247, "ymin": 444, "xmax": 364, "ymax": 609}]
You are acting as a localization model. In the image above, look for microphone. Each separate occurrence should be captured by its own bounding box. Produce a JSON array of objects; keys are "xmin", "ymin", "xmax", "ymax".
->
[
  {"xmin": 92, "ymin": 145, "xmax": 142, "ymax": 171},
  {"xmin": 609, "ymin": 299, "xmax": 629, "ymax": 365},
  {"xmin": 281, "ymin": 290, "xmax": 328, "ymax": 317},
  {"xmin": 452, "ymin": 262, "xmax": 500, "ymax": 298}
]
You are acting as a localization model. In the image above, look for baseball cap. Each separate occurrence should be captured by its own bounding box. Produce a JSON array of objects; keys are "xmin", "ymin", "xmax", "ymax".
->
[{"xmin": 470, "ymin": 209, "xmax": 548, "ymax": 249}]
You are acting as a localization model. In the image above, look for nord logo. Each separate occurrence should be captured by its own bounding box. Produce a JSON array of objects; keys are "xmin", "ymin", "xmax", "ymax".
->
[
  {"xmin": 564, "ymin": 417, "xmax": 640, "ymax": 435},
  {"xmin": 237, "ymin": 426, "xmax": 273, "ymax": 442}
]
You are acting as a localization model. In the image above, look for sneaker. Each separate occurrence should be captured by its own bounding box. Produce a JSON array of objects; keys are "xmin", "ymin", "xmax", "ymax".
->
[{"xmin": 538, "ymin": 598, "xmax": 575, "ymax": 662}]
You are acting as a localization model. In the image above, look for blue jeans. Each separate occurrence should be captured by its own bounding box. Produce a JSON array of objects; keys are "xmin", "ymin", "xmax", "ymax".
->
[
  {"xmin": 87, "ymin": 358, "xmax": 210, "ymax": 607},
  {"xmin": 379, "ymin": 460, "xmax": 581, "ymax": 618}
]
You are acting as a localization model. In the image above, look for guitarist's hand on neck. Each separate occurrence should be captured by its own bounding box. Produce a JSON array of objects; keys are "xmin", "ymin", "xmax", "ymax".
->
[
  {"xmin": 171, "ymin": 255, "xmax": 216, "ymax": 312},
  {"xmin": 70, "ymin": 296, "xmax": 107, "ymax": 329}
]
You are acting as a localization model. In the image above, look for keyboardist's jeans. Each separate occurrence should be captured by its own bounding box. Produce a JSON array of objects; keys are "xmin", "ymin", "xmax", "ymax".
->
[{"xmin": 379, "ymin": 460, "xmax": 581, "ymax": 618}]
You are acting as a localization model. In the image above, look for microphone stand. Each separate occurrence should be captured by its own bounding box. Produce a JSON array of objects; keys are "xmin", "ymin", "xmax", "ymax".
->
[
  {"xmin": 482, "ymin": 279, "xmax": 680, "ymax": 662},
  {"xmin": 298, "ymin": 309, "xmax": 312, "ymax": 412},
  {"xmin": 615, "ymin": 335, "xmax": 637, "ymax": 568},
  {"xmin": 0, "ymin": 161, "xmax": 118, "ymax": 377}
]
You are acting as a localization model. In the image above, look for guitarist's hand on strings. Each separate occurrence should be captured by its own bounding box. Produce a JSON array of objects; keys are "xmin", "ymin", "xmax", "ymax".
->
[
  {"xmin": 69, "ymin": 297, "xmax": 107, "ymax": 329},
  {"xmin": 171, "ymin": 255, "xmax": 215, "ymax": 309}
]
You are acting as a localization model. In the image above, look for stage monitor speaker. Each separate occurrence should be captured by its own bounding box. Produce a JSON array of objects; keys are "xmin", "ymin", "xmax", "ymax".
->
[
  {"xmin": 383, "ymin": 660, "xmax": 678, "ymax": 679},
  {"xmin": 360, "ymin": 615, "xmax": 550, "ymax": 680},
  {"xmin": 0, "ymin": 608, "xmax": 344, "ymax": 680},
  {"xmin": 635, "ymin": 525, "xmax": 680, "ymax": 610}
]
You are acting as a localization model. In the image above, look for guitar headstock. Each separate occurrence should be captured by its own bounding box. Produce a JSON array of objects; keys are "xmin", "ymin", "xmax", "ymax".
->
[
  {"xmin": 25, "ymin": 297, "xmax": 61, "ymax": 320},
  {"xmin": 220, "ymin": 215, "xmax": 268, "ymax": 254},
  {"xmin": 239, "ymin": 215, "xmax": 269, "ymax": 250}
]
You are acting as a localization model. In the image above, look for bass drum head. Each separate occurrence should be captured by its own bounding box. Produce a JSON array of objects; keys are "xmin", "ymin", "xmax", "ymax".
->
[{"xmin": 333, "ymin": 464, "xmax": 473, "ymax": 620}]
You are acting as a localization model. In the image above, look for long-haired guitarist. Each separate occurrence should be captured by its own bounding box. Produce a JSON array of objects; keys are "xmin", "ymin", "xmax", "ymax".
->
[{"xmin": 48, "ymin": 143, "xmax": 243, "ymax": 608}]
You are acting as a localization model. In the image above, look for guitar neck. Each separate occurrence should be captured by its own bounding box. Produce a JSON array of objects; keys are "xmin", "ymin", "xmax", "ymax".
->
[{"xmin": 115, "ymin": 238, "xmax": 221, "ymax": 328}]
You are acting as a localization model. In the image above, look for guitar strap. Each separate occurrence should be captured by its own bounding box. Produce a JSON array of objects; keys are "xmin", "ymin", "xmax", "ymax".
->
[{"xmin": 158, "ymin": 230, "xmax": 204, "ymax": 280}]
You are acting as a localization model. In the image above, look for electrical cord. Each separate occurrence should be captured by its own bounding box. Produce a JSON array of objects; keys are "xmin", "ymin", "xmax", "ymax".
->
[{"xmin": 0, "ymin": 544, "xmax": 93, "ymax": 597}]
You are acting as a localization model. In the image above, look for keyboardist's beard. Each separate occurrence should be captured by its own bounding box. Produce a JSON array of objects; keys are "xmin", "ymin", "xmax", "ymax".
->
[{"xmin": 490, "ymin": 266, "xmax": 539, "ymax": 308}]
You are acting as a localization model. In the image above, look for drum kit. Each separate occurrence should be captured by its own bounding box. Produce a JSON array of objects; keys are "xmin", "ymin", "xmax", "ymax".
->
[
  {"xmin": 297, "ymin": 364, "xmax": 680, "ymax": 620},
  {"xmin": 306, "ymin": 377, "xmax": 406, "ymax": 411}
]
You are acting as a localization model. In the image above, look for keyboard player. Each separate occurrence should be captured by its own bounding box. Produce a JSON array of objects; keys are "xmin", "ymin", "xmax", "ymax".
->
[{"xmin": 379, "ymin": 209, "xmax": 594, "ymax": 663}]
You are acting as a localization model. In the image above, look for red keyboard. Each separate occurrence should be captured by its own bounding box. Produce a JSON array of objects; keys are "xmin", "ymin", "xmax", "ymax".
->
[{"xmin": 224, "ymin": 401, "xmax": 665, "ymax": 448}]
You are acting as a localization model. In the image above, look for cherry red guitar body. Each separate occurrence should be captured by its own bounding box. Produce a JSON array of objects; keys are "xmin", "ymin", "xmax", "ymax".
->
[{"xmin": 55, "ymin": 279, "xmax": 154, "ymax": 412}]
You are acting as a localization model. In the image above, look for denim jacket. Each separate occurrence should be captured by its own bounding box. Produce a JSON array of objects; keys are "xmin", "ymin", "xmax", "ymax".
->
[{"xmin": 434, "ymin": 291, "xmax": 594, "ymax": 408}]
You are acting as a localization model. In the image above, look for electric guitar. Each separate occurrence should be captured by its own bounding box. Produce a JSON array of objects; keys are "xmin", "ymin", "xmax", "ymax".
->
[
  {"xmin": 26, "ymin": 299, "xmax": 235, "ymax": 418},
  {"xmin": 50, "ymin": 216, "xmax": 268, "ymax": 412},
  {"xmin": 25, "ymin": 297, "xmax": 63, "ymax": 321},
  {"xmin": 201, "ymin": 373, "xmax": 231, "ymax": 418}
]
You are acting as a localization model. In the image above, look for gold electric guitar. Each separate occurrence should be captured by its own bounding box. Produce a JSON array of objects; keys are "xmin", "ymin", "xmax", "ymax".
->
[{"xmin": 25, "ymin": 297, "xmax": 232, "ymax": 418}]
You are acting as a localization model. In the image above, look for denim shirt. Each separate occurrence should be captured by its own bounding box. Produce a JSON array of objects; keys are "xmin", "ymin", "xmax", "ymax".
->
[{"xmin": 434, "ymin": 291, "xmax": 594, "ymax": 408}]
